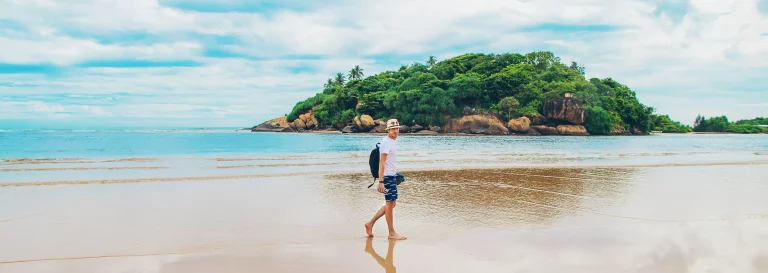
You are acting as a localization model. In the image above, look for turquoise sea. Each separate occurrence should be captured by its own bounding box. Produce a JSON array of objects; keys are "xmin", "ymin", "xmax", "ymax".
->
[
  {"xmin": 1, "ymin": 129, "xmax": 767, "ymax": 186},
  {"xmin": 2, "ymin": 128, "xmax": 767, "ymax": 160}
]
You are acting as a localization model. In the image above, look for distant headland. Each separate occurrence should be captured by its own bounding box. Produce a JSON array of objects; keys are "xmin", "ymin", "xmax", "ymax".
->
[{"xmin": 252, "ymin": 51, "xmax": 767, "ymax": 136}]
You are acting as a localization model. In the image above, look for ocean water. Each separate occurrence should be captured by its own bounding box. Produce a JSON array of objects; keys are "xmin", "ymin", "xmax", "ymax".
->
[{"xmin": 1, "ymin": 129, "xmax": 767, "ymax": 160}]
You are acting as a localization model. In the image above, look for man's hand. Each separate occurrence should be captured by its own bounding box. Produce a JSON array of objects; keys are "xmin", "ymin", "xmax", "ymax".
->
[{"xmin": 377, "ymin": 181, "xmax": 385, "ymax": 193}]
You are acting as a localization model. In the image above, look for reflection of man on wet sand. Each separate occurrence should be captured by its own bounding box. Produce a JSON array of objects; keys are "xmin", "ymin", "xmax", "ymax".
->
[{"xmin": 365, "ymin": 237, "xmax": 397, "ymax": 273}]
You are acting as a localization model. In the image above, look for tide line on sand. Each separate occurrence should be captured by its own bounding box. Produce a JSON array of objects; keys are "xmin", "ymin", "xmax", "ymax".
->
[{"xmin": 1, "ymin": 161, "xmax": 767, "ymax": 188}]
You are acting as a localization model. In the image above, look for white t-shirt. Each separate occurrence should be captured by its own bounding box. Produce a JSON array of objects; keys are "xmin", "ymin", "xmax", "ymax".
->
[{"xmin": 379, "ymin": 135, "xmax": 397, "ymax": 176}]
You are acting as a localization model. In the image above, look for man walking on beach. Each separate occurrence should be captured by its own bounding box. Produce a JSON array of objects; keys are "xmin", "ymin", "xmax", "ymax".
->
[{"xmin": 364, "ymin": 119, "xmax": 407, "ymax": 240}]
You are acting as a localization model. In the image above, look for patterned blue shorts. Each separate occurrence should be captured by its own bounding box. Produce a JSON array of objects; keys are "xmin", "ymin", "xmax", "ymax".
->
[{"xmin": 383, "ymin": 176, "xmax": 398, "ymax": 202}]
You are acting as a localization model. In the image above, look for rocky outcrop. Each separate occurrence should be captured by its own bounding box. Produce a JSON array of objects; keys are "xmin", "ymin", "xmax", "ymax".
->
[
  {"xmin": 341, "ymin": 125, "xmax": 357, "ymax": 133},
  {"xmin": 291, "ymin": 110, "xmax": 319, "ymax": 131},
  {"xmin": 444, "ymin": 115, "xmax": 509, "ymax": 135},
  {"xmin": 524, "ymin": 128, "xmax": 541, "ymax": 136},
  {"xmin": 529, "ymin": 115, "xmax": 548, "ymax": 126},
  {"xmin": 354, "ymin": 115, "xmax": 375, "ymax": 131},
  {"xmin": 612, "ymin": 126, "xmax": 631, "ymax": 136},
  {"xmin": 507, "ymin": 117, "xmax": 531, "ymax": 133},
  {"xmin": 410, "ymin": 125, "xmax": 424, "ymax": 133},
  {"xmin": 531, "ymin": 125, "xmax": 560, "ymax": 135},
  {"xmin": 429, "ymin": 126, "xmax": 442, "ymax": 133},
  {"xmin": 543, "ymin": 98, "xmax": 585, "ymax": 125},
  {"xmin": 370, "ymin": 125, "xmax": 387, "ymax": 133},
  {"xmin": 415, "ymin": 130, "xmax": 439, "ymax": 135},
  {"xmin": 252, "ymin": 116, "xmax": 294, "ymax": 132},
  {"xmin": 557, "ymin": 125, "xmax": 589, "ymax": 136}
]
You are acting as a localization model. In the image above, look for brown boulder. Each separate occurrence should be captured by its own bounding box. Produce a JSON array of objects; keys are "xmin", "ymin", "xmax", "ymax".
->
[
  {"xmin": 525, "ymin": 128, "xmax": 541, "ymax": 136},
  {"xmin": 444, "ymin": 115, "xmax": 509, "ymax": 135},
  {"xmin": 557, "ymin": 125, "xmax": 589, "ymax": 136},
  {"xmin": 360, "ymin": 115, "xmax": 375, "ymax": 130},
  {"xmin": 252, "ymin": 116, "xmax": 294, "ymax": 132},
  {"xmin": 529, "ymin": 115, "xmax": 548, "ymax": 125},
  {"xmin": 507, "ymin": 117, "xmax": 531, "ymax": 133},
  {"xmin": 370, "ymin": 124, "xmax": 387, "ymax": 133},
  {"xmin": 292, "ymin": 110, "xmax": 319, "ymax": 131},
  {"xmin": 543, "ymin": 98, "xmax": 585, "ymax": 125},
  {"xmin": 292, "ymin": 118, "xmax": 306, "ymax": 131},
  {"xmin": 415, "ymin": 130, "xmax": 439, "ymax": 135},
  {"xmin": 531, "ymin": 125, "xmax": 559, "ymax": 135}
]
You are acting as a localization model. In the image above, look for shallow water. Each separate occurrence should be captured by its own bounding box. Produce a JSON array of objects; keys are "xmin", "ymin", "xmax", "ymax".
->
[{"xmin": 1, "ymin": 132, "xmax": 767, "ymax": 272}]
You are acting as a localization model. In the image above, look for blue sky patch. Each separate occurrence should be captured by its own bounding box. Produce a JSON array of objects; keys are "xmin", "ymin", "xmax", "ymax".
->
[
  {"xmin": 759, "ymin": 0, "xmax": 768, "ymax": 14},
  {"xmin": 653, "ymin": 0, "xmax": 689, "ymax": 24},
  {"xmin": 519, "ymin": 23, "xmax": 619, "ymax": 33},
  {"xmin": 75, "ymin": 60, "xmax": 204, "ymax": 68},
  {"xmin": 158, "ymin": 0, "xmax": 324, "ymax": 13},
  {"xmin": 0, "ymin": 63, "xmax": 61, "ymax": 74}
]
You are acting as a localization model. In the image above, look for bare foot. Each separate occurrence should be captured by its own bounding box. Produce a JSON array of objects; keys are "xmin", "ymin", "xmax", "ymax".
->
[
  {"xmin": 388, "ymin": 233, "xmax": 407, "ymax": 240},
  {"xmin": 364, "ymin": 223, "xmax": 374, "ymax": 237}
]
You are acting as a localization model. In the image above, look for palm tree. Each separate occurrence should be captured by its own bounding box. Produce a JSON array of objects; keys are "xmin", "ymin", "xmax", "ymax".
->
[
  {"xmin": 427, "ymin": 56, "xmax": 436, "ymax": 68},
  {"xmin": 324, "ymin": 78, "xmax": 334, "ymax": 88},
  {"xmin": 348, "ymin": 65, "xmax": 364, "ymax": 80},
  {"xmin": 334, "ymin": 72, "xmax": 346, "ymax": 86}
]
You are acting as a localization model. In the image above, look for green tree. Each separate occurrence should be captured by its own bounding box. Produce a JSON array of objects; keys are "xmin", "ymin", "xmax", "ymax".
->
[
  {"xmin": 334, "ymin": 73, "xmax": 346, "ymax": 86},
  {"xmin": 583, "ymin": 106, "xmax": 615, "ymax": 135},
  {"xmin": 499, "ymin": 96, "xmax": 520, "ymax": 120},
  {"xmin": 427, "ymin": 56, "xmax": 437, "ymax": 68},
  {"xmin": 348, "ymin": 65, "xmax": 364, "ymax": 81}
]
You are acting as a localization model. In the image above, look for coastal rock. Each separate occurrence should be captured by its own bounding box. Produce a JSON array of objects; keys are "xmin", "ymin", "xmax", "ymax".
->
[
  {"xmin": 411, "ymin": 125, "xmax": 424, "ymax": 133},
  {"xmin": 415, "ymin": 130, "xmax": 438, "ymax": 135},
  {"xmin": 444, "ymin": 115, "xmax": 509, "ymax": 135},
  {"xmin": 531, "ymin": 125, "xmax": 559, "ymax": 135},
  {"xmin": 374, "ymin": 119, "xmax": 386, "ymax": 126},
  {"xmin": 557, "ymin": 125, "xmax": 589, "ymax": 136},
  {"xmin": 525, "ymin": 128, "xmax": 541, "ymax": 136},
  {"xmin": 429, "ymin": 126, "xmax": 442, "ymax": 133},
  {"xmin": 292, "ymin": 118, "xmax": 306, "ymax": 131},
  {"xmin": 543, "ymin": 98, "xmax": 585, "ymax": 125},
  {"xmin": 612, "ymin": 126, "xmax": 631, "ymax": 136},
  {"xmin": 529, "ymin": 115, "xmax": 548, "ymax": 126},
  {"xmin": 291, "ymin": 110, "xmax": 319, "ymax": 131},
  {"xmin": 341, "ymin": 125, "xmax": 358, "ymax": 133},
  {"xmin": 371, "ymin": 124, "xmax": 387, "ymax": 133},
  {"xmin": 507, "ymin": 117, "xmax": 531, "ymax": 133},
  {"xmin": 463, "ymin": 106, "xmax": 479, "ymax": 115},
  {"xmin": 360, "ymin": 115, "xmax": 375, "ymax": 130},
  {"xmin": 252, "ymin": 116, "xmax": 294, "ymax": 132},
  {"xmin": 400, "ymin": 125, "xmax": 411, "ymax": 133}
]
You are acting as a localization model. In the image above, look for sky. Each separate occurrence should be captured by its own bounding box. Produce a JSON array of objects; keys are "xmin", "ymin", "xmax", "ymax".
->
[{"xmin": 0, "ymin": 0, "xmax": 767, "ymax": 129}]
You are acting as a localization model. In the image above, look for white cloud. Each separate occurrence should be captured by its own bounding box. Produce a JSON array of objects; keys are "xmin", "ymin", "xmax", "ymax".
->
[{"xmin": 0, "ymin": 0, "xmax": 767, "ymax": 126}]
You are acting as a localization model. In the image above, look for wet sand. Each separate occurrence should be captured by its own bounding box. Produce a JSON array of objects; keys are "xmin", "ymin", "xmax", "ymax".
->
[{"xmin": 1, "ymin": 156, "xmax": 768, "ymax": 272}]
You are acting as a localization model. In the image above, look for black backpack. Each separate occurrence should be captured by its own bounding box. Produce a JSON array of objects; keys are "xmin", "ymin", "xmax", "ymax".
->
[
  {"xmin": 367, "ymin": 142, "xmax": 380, "ymax": 188},
  {"xmin": 366, "ymin": 142, "xmax": 404, "ymax": 188}
]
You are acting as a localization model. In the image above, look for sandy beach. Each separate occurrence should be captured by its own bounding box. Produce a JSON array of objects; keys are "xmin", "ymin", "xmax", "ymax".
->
[{"xmin": 1, "ymin": 153, "xmax": 767, "ymax": 273}]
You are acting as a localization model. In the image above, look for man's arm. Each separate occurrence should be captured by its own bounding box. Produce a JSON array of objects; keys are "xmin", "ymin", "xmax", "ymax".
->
[{"xmin": 378, "ymin": 153, "xmax": 387, "ymax": 181}]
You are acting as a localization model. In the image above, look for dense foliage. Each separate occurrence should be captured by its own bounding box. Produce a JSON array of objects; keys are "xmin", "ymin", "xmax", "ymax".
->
[
  {"xmin": 287, "ymin": 51, "xmax": 662, "ymax": 134},
  {"xmin": 693, "ymin": 115, "xmax": 767, "ymax": 134},
  {"xmin": 649, "ymin": 114, "xmax": 693, "ymax": 133}
]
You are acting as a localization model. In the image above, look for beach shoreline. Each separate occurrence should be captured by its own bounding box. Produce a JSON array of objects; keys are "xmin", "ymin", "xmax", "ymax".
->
[{"xmin": 1, "ymin": 160, "xmax": 767, "ymax": 273}]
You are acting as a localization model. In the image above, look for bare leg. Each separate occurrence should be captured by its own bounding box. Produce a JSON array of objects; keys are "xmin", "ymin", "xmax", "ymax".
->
[
  {"xmin": 385, "ymin": 201, "xmax": 406, "ymax": 240},
  {"xmin": 365, "ymin": 205, "xmax": 386, "ymax": 237}
]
